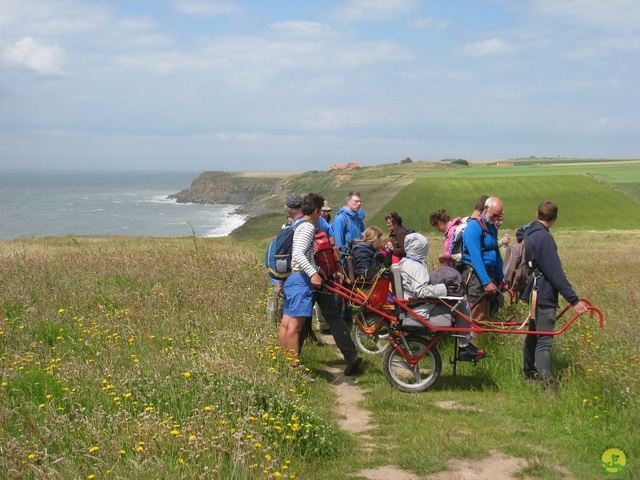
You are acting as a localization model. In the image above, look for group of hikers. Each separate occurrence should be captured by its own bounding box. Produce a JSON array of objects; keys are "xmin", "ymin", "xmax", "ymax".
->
[{"xmin": 273, "ymin": 191, "xmax": 587, "ymax": 388}]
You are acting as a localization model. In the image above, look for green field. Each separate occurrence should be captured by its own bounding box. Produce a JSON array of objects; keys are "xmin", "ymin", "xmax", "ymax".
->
[
  {"xmin": 422, "ymin": 160, "xmax": 640, "ymax": 202},
  {"xmin": 369, "ymin": 174, "xmax": 640, "ymax": 233},
  {"xmin": 233, "ymin": 160, "xmax": 640, "ymax": 244}
]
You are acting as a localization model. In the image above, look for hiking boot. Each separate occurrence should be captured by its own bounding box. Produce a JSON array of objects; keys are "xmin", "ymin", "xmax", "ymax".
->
[
  {"xmin": 344, "ymin": 356, "xmax": 363, "ymax": 376},
  {"xmin": 457, "ymin": 345, "xmax": 489, "ymax": 362}
]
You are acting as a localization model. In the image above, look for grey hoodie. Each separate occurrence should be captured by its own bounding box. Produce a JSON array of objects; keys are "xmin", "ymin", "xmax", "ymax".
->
[
  {"xmin": 398, "ymin": 233, "xmax": 472, "ymax": 332},
  {"xmin": 399, "ymin": 233, "xmax": 448, "ymax": 299}
]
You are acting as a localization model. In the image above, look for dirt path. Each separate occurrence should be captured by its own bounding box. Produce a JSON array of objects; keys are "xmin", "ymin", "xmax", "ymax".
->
[{"xmin": 322, "ymin": 335, "xmax": 562, "ymax": 480}]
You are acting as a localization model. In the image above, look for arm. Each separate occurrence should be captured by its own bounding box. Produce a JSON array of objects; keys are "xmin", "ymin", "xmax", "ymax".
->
[
  {"xmin": 401, "ymin": 262, "xmax": 448, "ymax": 298},
  {"xmin": 463, "ymin": 220, "xmax": 491, "ymax": 286},
  {"xmin": 332, "ymin": 213, "xmax": 347, "ymax": 250},
  {"xmin": 535, "ymin": 235, "xmax": 580, "ymax": 307},
  {"xmin": 291, "ymin": 222, "xmax": 318, "ymax": 277}
]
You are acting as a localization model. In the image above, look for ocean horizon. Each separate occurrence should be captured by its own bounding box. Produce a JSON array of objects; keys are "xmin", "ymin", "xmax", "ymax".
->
[{"xmin": 0, "ymin": 170, "xmax": 246, "ymax": 241}]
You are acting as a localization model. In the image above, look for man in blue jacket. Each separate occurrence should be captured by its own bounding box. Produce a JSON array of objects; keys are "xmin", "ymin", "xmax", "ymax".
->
[
  {"xmin": 332, "ymin": 191, "xmax": 365, "ymax": 256},
  {"xmin": 518, "ymin": 201, "xmax": 587, "ymax": 387},
  {"xmin": 461, "ymin": 196, "xmax": 506, "ymax": 321},
  {"xmin": 331, "ymin": 191, "xmax": 365, "ymax": 328}
]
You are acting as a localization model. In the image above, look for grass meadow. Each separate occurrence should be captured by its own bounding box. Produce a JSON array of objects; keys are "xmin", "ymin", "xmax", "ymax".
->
[{"xmin": 1, "ymin": 229, "xmax": 638, "ymax": 479}]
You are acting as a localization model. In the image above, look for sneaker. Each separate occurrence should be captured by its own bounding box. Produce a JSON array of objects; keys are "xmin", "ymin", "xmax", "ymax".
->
[
  {"xmin": 344, "ymin": 356, "xmax": 363, "ymax": 376},
  {"xmin": 457, "ymin": 345, "xmax": 489, "ymax": 362}
]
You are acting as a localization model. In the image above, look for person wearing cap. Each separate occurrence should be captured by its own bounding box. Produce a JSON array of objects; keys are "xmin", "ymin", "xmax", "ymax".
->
[{"xmin": 320, "ymin": 200, "xmax": 332, "ymax": 223}]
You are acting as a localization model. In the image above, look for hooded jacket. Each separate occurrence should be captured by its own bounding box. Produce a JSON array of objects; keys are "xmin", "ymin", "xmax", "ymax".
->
[
  {"xmin": 351, "ymin": 240, "xmax": 385, "ymax": 280},
  {"xmin": 332, "ymin": 207, "xmax": 365, "ymax": 252},
  {"xmin": 517, "ymin": 221, "xmax": 580, "ymax": 309},
  {"xmin": 398, "ymin": 233, "xmax": 448, "ymax": 324}
]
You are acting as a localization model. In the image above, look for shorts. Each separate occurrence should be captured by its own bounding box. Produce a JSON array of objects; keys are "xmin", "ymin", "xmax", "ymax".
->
[
  {"xmin": 462, "ymin": 267, "xmax": 497, "ymax": 304},
  {"xmin": 282, "ymin": 273, "xmax": 314, "ymax": 317}
]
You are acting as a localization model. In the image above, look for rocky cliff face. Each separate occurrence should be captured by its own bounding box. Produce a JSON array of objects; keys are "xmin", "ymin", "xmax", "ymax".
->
[{"xmin": 168, "ymin": 171, "xmax": 283, "ymax": 206}]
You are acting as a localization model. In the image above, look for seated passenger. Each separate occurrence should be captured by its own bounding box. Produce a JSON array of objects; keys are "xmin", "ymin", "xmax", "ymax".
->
[
  {"xmin": 399, "ymin": 233, "xmax": 488, "ymax": 362},
  {"xmin": 351, "ymin": 226, "xmax": 388, "ymax": 280}
]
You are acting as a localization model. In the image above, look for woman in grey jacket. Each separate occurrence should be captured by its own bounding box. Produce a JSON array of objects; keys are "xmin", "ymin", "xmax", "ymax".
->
[{"xmin": 399, "ymin": 233, "xmax": 488, "ymax": 362}]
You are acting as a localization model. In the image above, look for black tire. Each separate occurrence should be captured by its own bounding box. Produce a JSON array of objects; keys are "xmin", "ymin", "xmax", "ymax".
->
[
  {"xmin": 382, "ymin": 334, "xmax": 441, "ymax": 393},
  {"xmin": 351, "ymin": 311, "xmax": 390, "ymax": 356}
]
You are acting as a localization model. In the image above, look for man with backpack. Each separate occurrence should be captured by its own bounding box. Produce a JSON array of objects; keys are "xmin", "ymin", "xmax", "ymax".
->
[
  {"xmin": 461, "ymin": 196, "xmax": 507, "ymax": 321},
  {"xmin": 518, "ymin": 201, "xmax": 587, "ymax": 387}
]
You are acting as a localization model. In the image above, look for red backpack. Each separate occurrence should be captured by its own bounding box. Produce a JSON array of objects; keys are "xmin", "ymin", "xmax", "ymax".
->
[{"xmin": 314, "ymin": 230, "xmax": 340, "ymax": 279}]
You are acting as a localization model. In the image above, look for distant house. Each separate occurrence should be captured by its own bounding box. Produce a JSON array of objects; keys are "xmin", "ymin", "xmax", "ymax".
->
[
  {"xmin": 329, "ymin": 162, "xmax": 360, "ymax": 170},
  {"xmin": 495, "ymin": 162, "xmax": 514, "ymax": 167},
  {"xmin": 400, "ymin": 157, "xmax": 413, "ymax": 164}
]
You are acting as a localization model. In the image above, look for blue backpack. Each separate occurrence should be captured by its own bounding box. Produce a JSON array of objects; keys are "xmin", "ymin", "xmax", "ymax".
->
[{"xmin": 265, "ymin": 220, "xmax": 309, "ymax": 280}]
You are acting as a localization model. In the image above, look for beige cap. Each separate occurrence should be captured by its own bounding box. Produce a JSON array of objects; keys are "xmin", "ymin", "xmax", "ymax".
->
[{"xmin": 322, "ymin": 200, "xmax": 332, "ymax": 211}]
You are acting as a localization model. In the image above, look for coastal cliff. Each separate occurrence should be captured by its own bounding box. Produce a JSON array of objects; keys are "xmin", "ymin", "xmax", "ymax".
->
[{"xmin": 168, "ymin": 171, "xmax": 301, "ymax": 217}]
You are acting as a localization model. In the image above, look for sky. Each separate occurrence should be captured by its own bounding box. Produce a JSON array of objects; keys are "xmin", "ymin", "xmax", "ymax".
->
[{"xmin": 1, "ymin": 0, "xmax": 638, "ymax": 172}]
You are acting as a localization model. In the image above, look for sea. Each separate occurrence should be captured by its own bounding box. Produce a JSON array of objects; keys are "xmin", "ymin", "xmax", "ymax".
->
[{"xmin": 0, "ymin": 170, "xmax": 246, "ymax": 241}]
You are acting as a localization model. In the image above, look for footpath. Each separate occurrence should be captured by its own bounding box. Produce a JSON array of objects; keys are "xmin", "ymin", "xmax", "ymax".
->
[{"xmin": 321, "ymin": 333, "xmax": 554, "ymax": 480}]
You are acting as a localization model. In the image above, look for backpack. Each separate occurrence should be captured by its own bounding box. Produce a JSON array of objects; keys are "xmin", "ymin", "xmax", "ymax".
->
[
  {"xmin": 503, "ymin": 223, "xmax": 536, "ymax": 293},
  {"xmin": 265, "ymin": 220, "xmax": 309, "ymax": 280},
  {"xmin": 449, "ymin": 216, "xmax": 470, "ymax": 269},
  {"xmin": 314, "ymin": 230, "xmax": 340, "ymax": 279}
]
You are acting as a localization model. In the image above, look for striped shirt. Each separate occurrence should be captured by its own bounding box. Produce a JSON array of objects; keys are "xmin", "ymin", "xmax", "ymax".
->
[{"xmin": 291, "ymin": 220, "xmax": 318, "ymax": 277}]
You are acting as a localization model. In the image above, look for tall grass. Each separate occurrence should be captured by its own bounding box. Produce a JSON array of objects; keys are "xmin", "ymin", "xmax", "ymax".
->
[
  {"xmin": 0, "ymin": 237, "xmax": 348, "ymax": 479},
  {"xmin": 1, "ymin": 231, "xmax": 638, "ymax": 479},
  {"xmin": 353, "ymin": 230, "xmax": 640, "ymax": 479}
]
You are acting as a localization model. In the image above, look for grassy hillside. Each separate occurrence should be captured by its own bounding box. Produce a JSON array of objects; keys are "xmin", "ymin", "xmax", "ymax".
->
[
  {"xmin": 369, "ymin": 174, "xmax": 640, "ymax": 232},
  {"xmin": 231, "ymin": 159, "xmax": 640, "ymax": 244}
]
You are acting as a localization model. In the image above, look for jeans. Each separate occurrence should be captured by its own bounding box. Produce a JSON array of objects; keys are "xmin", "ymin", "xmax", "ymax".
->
[
  {"xmin": 317, "ymin": 289, "xmax": 359, "ymax": 363},
  {"xmin": 523, "ymin": 306, "xmax": 556, "ymax": 385}
]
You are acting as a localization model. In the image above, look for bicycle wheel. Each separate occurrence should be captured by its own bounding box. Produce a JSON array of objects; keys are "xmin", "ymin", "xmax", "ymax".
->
[
  {"xmin": 382, "ymin": 334, "xmax": 441, "ymax": 393},
  {"xmin": 352, "ymin": 311, "xmax": 390, "ymax": 355}
]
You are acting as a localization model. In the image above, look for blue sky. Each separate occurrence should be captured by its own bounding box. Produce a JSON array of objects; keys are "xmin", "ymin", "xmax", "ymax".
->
[{"xmin": 1, "ymin": 0, "xmax": 638, "ymax": 171}]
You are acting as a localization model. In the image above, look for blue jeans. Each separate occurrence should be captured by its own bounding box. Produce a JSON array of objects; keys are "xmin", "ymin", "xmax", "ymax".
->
[{"xmin": 523, "ymin": 306, "xmax": 556, "ymax": 385}]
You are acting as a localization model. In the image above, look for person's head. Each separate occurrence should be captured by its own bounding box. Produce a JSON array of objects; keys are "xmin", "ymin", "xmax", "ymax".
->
[
  {"xmin": 301, "ymin": 193, "xmax": 325, "ymax": 221},
  {"xmin": 403, "ymin": 233, "xmax": 429, "ymax": 260},
  {"xmin": 474, "ymin": 195, "xmax": 489, "ymax": 214},
  {"xmin": 361, "ymin": 226, "xmax": 384, "ymax": 248},
  {"xmin": 483, "ymin": 197, "xmax": 504, "ymax": 225},
  {"xmin": 285, "ymin": 193, "xmax": 303, "ymax": 216},
  {"xmin": 428, "ymin": 209, "xmax": 451, "ymax": 233},
  {"xmin": 537, "ymin": 200, "xmax": 558, "ymax": 223},
  {"xmin": 385, "ymin": 211, "xmax": 403, "ymax": 231},
  {"xmin": 345, "ymin": 191, "xmax": 362, "ymax": 213},
  {"xmin": 320, "ymin": 200, "xmax": 332, "ymax": 221}
]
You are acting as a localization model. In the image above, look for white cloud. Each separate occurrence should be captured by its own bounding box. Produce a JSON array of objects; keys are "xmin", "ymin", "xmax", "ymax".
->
[
  {"xmin": 171, "ymin": 0, "xmax": 243, "ymax": 17},
  {"xmin": 3, "ymin": 36, "xmax": 65, "ymax": 75},
  {"xmin": 331, "ymin": 0, "xmax": 422, "ymax": 23},
  {"xmin": 269, "ymin": 21, "xmax": 335, "ymax": 38},
  {"xmin": 532, "ymin": 0, "xmax": 640, "ymax": 35},
  {"xmin": 458, "ymin": 38, "xmax": 515, "ymax": 57}
]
